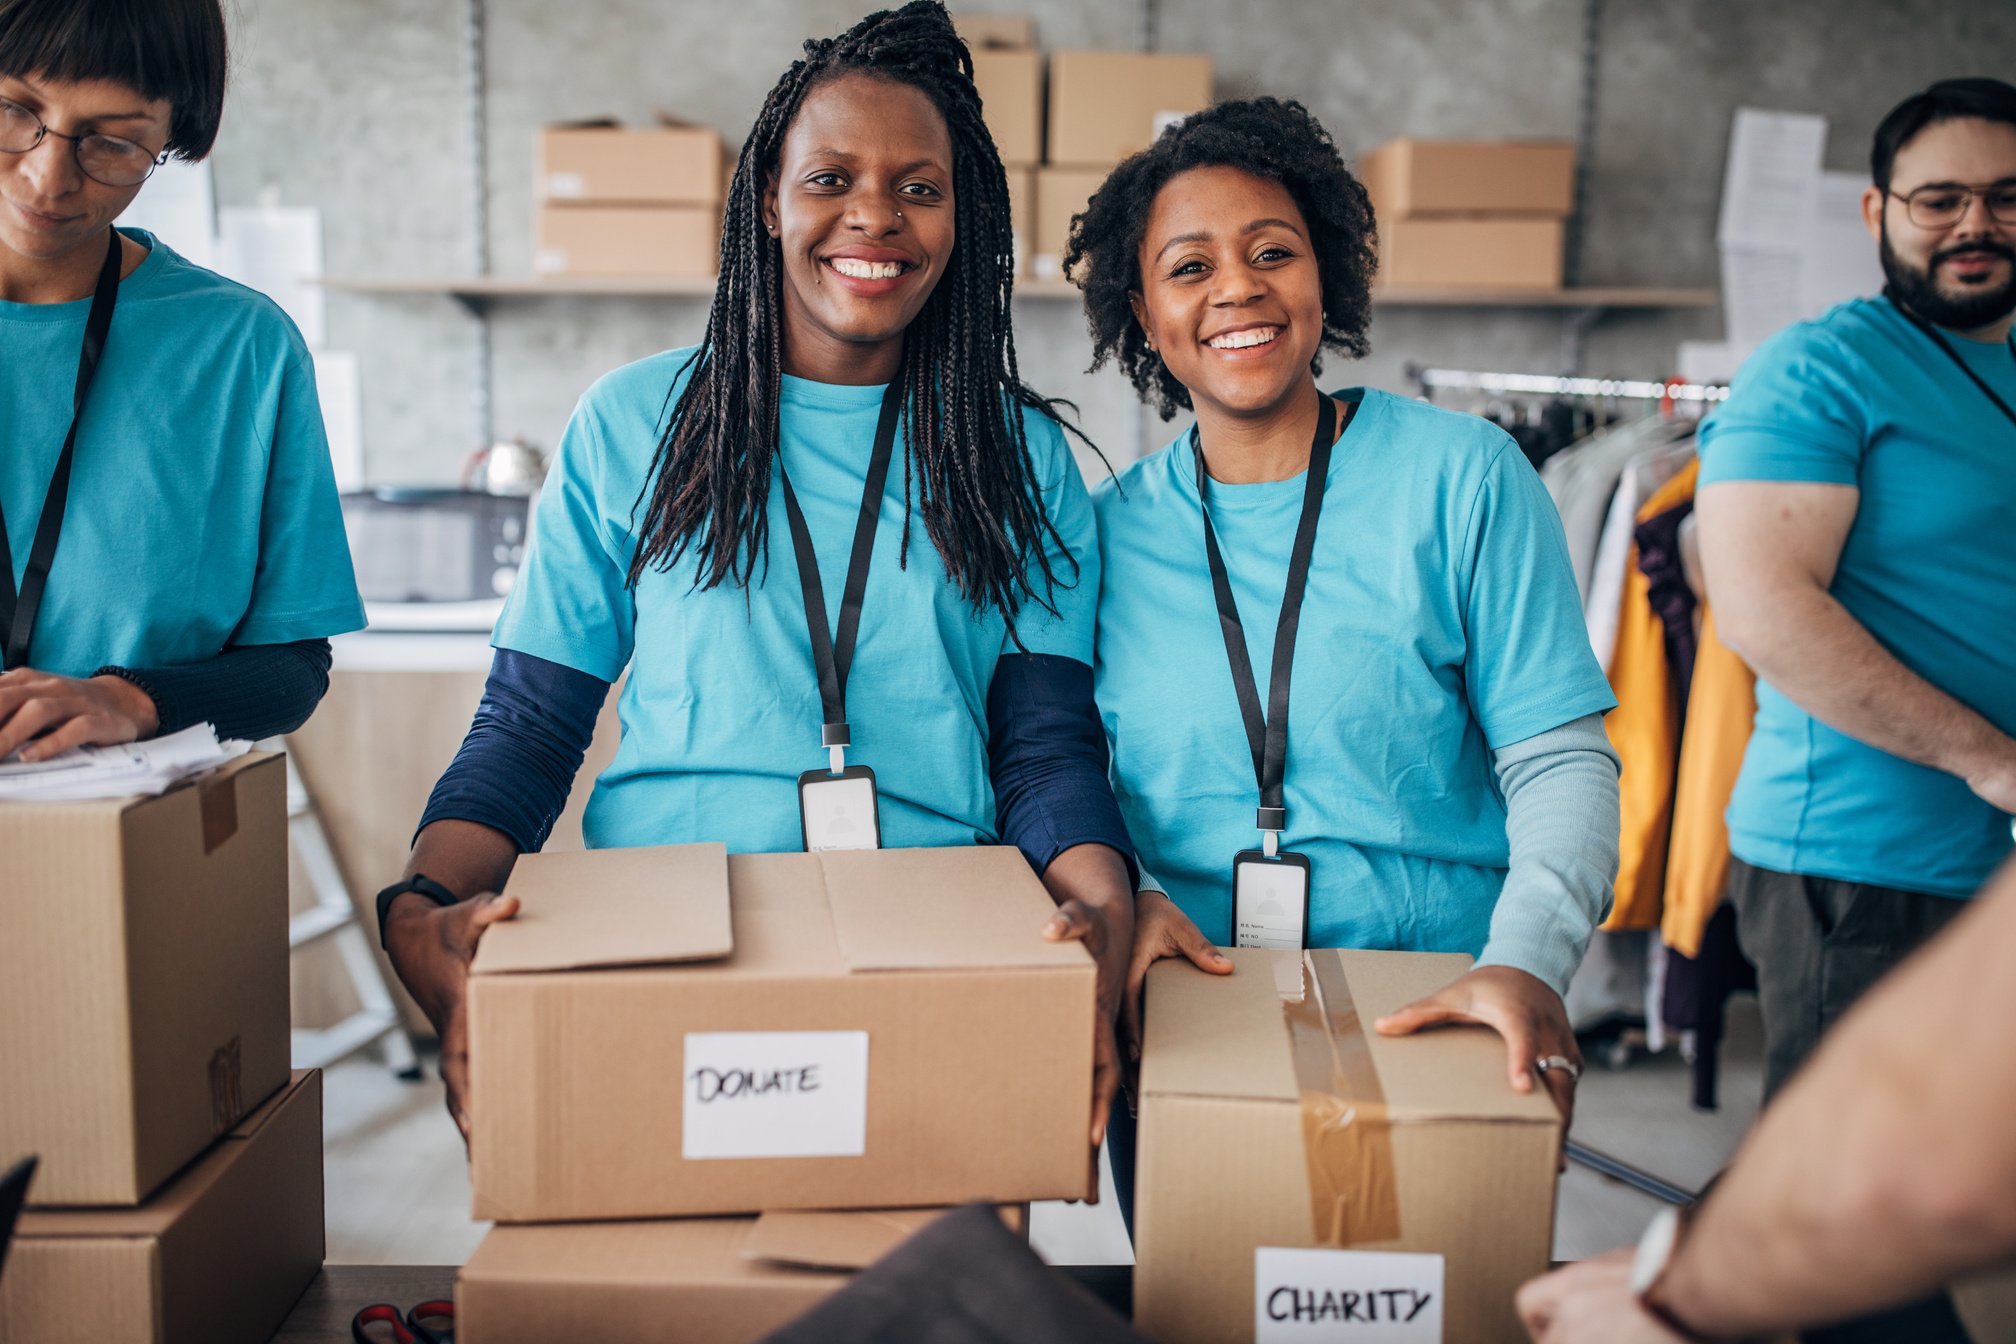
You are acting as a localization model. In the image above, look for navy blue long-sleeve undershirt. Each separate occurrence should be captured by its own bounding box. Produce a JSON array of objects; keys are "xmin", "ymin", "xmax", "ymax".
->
[{"xmin": 419, "ymin": 646, "xmax": 1136, "ymax": 880}]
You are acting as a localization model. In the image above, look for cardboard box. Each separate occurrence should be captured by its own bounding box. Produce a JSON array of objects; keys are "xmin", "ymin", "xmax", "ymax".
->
[
  {"xmin": 457, "ymin": 1206, "xmax": 1023, "ymax": 1344},
  {"xmin": 534, "ymin": 204, "xmax": 719, "ymax": 279},
  {"xmin": 1357, "ymin": 138, "xmax": 1576, "ymax": 219},
  {"xmin": 972, "ymin": 48, "xmax": 1042, "ymax": 167},
  {"xmin": 1032, "ymin": 166, "xmax": 1106, "ymax": 282},
  {"xmin": 0, "ymin": 753, "xmax": 291, "ymax": 1206},
  {"xmin": 954, "ymin": 13, "xmax": 1034, "ymax": 49},
  {"xmin": 1133, "ymin": 950, "xmax": 1561, "ymax": 1344},
  {"xmin": 1046, "ymin": 50, "xmax": 1211, "ymax": 168},
  {"xmin": 467, "ymin": 844, "xmax": 1097, "ymax": 1222},
  {"xmin": 1008, "ymin": 166, "xmax": 1034, "ymax": 278},
  {"xmin": 538, "ymin": 122, "xmax": 724, "ymax": 206},
  {"xmin": 1378, "ymin": 216, "xmax": 1565, "ymax": 292},
  {"xmin": 0, "ymin": 1070, "xmax": 325, "ymax": 1344}
]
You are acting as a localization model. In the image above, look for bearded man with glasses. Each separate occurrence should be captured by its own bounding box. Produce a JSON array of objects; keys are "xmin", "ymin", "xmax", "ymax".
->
[{"xmin": 0, "ymin": 0, "xmax": 361, "ymax": 761}]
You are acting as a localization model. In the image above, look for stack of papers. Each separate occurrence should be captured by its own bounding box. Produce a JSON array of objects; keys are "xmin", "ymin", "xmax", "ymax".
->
[{"xmin": 0, "ymin": 725, "xmax": 251, "ymax": 802}]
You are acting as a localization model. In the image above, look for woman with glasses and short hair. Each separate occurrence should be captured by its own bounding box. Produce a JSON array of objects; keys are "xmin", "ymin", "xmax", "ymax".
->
[{"xmin": 0, "ymin": 0, "xmax": 362, "ymax": 761}]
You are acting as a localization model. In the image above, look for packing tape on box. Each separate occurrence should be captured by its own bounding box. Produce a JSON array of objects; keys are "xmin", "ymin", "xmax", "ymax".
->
[{"xmin": 1276, "ymin": 949, "xmax": 1402, "ymax": 1247}]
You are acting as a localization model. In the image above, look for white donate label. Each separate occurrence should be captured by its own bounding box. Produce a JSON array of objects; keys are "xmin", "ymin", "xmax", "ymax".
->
[
  {"xmin": 1255, "ymin": 1248, "xmax": 1444, "ymax": 1342},
  {"xmin": 681, "ymin": 1030, "xmax": 869, "ymax": 1160}
]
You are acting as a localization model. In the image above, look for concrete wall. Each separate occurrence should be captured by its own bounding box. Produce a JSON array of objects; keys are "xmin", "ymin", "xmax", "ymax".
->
[{"xmin": 205, "ymin": 0, "xmax": 2016, "ymax": 484}]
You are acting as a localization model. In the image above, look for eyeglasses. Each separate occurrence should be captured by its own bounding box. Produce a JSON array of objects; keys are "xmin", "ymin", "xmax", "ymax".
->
[
  {"xmin": 0, "ymin": 96, "xmax": 166, "ymax": 188},
  {"xmin": 1887, "ymin": 179, "xmax": 2016, "ymax": 230}
]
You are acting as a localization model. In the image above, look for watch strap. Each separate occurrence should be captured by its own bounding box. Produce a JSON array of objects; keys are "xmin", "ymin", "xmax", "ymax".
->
[{"xmin": 376, "ymin": 873, "xmax": 460, "ymax": 949}]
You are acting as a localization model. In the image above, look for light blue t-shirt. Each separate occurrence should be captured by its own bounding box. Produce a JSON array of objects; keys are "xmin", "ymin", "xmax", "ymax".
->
[
  {"xmin": 1699, "ymin": 296, "xmax": 2016, "ymax": 898},
  {"xmin": 493, "ymin": 348, "xmax": 1098, "ymax": 852},
  {"xmin": 0, "ymin": 229, "xmax": 363, "ymax": 675},
  {"xmin": 1095, "ymin": 388, "xmax": 1616, "ymax": 954}
]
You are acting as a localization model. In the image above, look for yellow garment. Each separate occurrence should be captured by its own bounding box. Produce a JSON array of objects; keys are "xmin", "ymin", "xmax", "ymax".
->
[
  {"xmin": 1599, "ymin": 460, "xmax": 1698, "ymax": 932},
  {"xmin": 1662, "ymin": 607, "xmax": 1757, "ymax": 957}
]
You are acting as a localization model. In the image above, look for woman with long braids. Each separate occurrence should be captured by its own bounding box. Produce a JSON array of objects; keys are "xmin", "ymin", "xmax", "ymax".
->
[
  {"xmin": 1069, "ymin": 100, "xmax": 1622, "ymax": 1220},
  {"xmin": 379, "ymin": 1, "xmax": 1134, "ymax": 1145}
]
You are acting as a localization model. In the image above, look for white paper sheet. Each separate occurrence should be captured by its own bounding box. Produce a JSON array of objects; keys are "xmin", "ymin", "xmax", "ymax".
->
[
  {"xmin": 313, "ymin": 350, "xmax": 363, "ymax": 491},
  {"xmin": 116, "ymin": 157, "xmax": 216, "ymax": 269},
  {"xmin": 1798, "ymin": 170, "xmax": 1885, "ymax": 317},
  {"xmin": 1720, "ymin": 245, "xmax": 1806, "ymax": 347},
  {"xmin": 1254, "ymin": 1247, "xmax": 1445, "ymax": 1341},
  {"xmin": 1717, "ymin": 108, "xmax": 1826, "ymax": 251},
  {"xmin": 215, "ymin": 205, "xmax": 325, "ymax": 345},
  {"xmin": 0, "ymin": 724, "xmax": 248, "ymax": 801},
  {"xmin": 681, "ymin": 1030, "xmax": 870, "ymax": 1160}
]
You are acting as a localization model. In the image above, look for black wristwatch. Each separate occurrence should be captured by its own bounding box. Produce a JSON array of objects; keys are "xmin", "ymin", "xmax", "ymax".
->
[{"xmin": 376, "ymin": 874, "xmax": 461, "ymax": 950}]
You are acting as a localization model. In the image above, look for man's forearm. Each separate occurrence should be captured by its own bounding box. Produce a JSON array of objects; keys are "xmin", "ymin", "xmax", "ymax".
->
[
  {"xmin": 1727, "ymin": 579, "xmax": 2011, "ymax": 783},
  {"xmin": 1649, "ymin": 863, "xmax": 2016, "ymax": 1336}
]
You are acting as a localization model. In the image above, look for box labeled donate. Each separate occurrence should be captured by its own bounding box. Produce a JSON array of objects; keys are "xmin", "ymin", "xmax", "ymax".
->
[
  {"xmin": 0, "ymin": 752, "xmax": 291, "ymax": 1206},
  {"xmin": 1133, "ymin": 949, "xmax": 1561, "ymax": 1344},
  {"xmin": 466, "ymin": 843, "xmax": 1096, "ymax": 1221},
  {"xmin": 457, "ymin": 1206, "xmax": 1024, "ymax": 1344}
]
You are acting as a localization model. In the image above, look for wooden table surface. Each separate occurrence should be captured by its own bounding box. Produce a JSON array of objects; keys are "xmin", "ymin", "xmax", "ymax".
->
[{"xmin": 273, "ymin": 1263, "xmax": 1136, "ymax": 1341}]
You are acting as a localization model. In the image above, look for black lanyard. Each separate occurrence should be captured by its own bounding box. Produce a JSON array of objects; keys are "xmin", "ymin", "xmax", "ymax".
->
[
  {"xmin": 1, "ymin": 231, "xmax": 123, "ymax": 671},
  {"xmin": 1191, "ymin": 393, "xmax": 1353, "ymax": 836},
  {"xmin": 776, "ymin": 378, "xmax": 905, "ymax": 756},
  {"xmin": 1888, "ymin": 291, "xmax": 2016, "ymax": 430}
]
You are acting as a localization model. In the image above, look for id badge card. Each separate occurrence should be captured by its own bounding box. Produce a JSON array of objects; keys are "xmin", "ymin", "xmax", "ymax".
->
[
  {"xmin": 798, "ymin": 764, "xmax": 883, "ymax": 852},
  {"xmin": 1232, "ymin": 849, "xmax": 1310, "ymax": 949}
]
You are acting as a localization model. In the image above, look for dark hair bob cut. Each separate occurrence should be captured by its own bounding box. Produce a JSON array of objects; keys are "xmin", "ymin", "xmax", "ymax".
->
[
  {"xmin": 1063, "ymin": 96, "xmax": 1378, "ymax": 420},
  {"xmin": 0, "ymin": 0, "xmax": 228, "ymax": 160}
]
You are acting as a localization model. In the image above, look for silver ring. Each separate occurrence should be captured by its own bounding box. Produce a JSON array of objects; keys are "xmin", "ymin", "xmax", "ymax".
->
[{"xmin": 1535, "ymin": 1054, "xmax": 1581, "ymax": 1083}]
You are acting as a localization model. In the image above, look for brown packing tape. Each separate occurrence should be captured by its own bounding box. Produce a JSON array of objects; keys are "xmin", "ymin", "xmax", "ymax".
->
[
  {"xmin": 199, "ymin": 766, "xmax": 239, "ymax": 854},
  {"xmin": 1277, "ymin": 950, "xmax": 1402, "ymax": 1247}
]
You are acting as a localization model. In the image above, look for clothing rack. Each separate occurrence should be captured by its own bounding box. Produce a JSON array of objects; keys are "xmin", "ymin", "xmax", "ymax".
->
[{"xmin": 1407, "ymin": 363, "xmax": 1730, "ymax": 405}]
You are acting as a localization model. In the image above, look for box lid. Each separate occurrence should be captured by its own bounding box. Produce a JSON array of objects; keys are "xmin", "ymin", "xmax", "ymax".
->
[
  {"xmin": 15, "ymin": 1070, "xmax": 318, "ymax": 1239},
  {"xmin": 470, "ymin": 844, "xmax": 1088, "ymax": 978},
  {"xmin": 471, "ymin": 843, "xmax": 734, "ymax": 974},
  {"xmin": 1141, "ymin": 949, "xmax": 1557, "ymax": 1124}
]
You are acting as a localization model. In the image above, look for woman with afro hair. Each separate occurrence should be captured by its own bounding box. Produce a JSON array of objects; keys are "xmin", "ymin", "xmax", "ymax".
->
[
  {"xmin": 379, "ymin": 1, "xmax": 1135, "ymax": 1147},
  {"xmin": 1072, "ymin": 98, "xmax": 1622, "ymax": 1213}
]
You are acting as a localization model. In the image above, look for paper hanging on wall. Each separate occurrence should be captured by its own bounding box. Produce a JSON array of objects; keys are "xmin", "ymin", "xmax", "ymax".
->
[
  {"xmin": 1798, "ymin": 171, "xmax": 1885, "ymax": 318},
  {"xmin": 314, "ymin": 350, "xmax": 363, "ymax": 491},
  {"xmin": 215, "ymin": 205, "xmax": 325, "ymax": 346},
  {"xmin": 1716, "ymin": 108, "xmax": 1826, "ymax": 252},
  {"xmin": 681, "ymin": 1030, "xmax": 869, "ymax": 1160},
  {"xmin": 115, "ymin": 158, "xmax": 217, "ymax": 270}
]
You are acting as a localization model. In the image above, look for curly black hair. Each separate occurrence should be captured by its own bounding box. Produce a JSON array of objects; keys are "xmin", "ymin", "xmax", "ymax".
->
[
  {"xmin": 629, "ymin": 0, "xmax": 1081, "ymax": 641},
  {"xmin": 1063, "ymin": 97, "xmax": 1378, "ymax": 420}
]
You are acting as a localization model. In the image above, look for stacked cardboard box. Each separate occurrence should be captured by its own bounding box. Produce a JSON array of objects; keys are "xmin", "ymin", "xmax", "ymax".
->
[
  {"xmin": 535, "ymin": 120, "xmax": 725, "ymax": 278},
  {"xmin": 1357, "ymin": 138, "xmax": 1577, "ymax": 291},
  {"xmin": 0, "ymin": 755, "xmax": 324, "ymax": 1344},
  {"xmin": 960, "ymin": 15, "xmax": 1039, "ymax": 276},
  {"xmin": 1132, "ymin": 948, "xmax": 1562, "ymax": 1344},
  {"xmin": 454, "ymin": 842, "xmax": 1096, "ymax": 1336}
]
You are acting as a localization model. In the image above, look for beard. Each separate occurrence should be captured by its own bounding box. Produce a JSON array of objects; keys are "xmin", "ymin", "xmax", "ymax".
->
[{"xmin": 1880, "ymin": 222, "xmax": 2016, "ymax": 331}]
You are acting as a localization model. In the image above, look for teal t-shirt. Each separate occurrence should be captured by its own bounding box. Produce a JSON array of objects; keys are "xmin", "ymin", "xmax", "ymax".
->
[
  {"xmin": 492, "ymin": 348, "xmax": 1098, "ymax": 852},
  {"xmin": 0, "ymin": 229, "xmax": 363, "ymax": 675},
  {"xmin": 1698, "ymin": 296, "xmax": 2016, "ymax": 897},
  {"xmin": 1094, "ymin": 388, "xmax": 1616, "ymax": 953}
]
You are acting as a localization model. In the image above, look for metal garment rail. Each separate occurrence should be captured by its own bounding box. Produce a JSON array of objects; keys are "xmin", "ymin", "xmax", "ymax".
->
[{"xmin": 1408, "ymin": 364, "xmax": 1731, "ymax": 404}]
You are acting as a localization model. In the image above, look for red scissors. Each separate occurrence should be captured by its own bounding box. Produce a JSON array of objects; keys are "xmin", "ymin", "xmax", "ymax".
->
[{"xmin": 351, "ymin": 1299, "xmax": 453, "ymax": 1344}]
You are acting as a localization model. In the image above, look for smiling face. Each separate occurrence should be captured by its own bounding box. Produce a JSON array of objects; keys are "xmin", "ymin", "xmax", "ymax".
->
[
  {"xmin": 0, "ymin": 72, "xmax": 169, "ymax": 271},
  {"xmin": 1130, "ymin": 165, "xmax": 1326, "ymax": 423},
  {"xmin": 1865, "ymin": 115, "xmax": 2016, "ymax": 333},
  {"xmin": 761, "ymin": 71, "xmax": 955, "ymax": 384}
]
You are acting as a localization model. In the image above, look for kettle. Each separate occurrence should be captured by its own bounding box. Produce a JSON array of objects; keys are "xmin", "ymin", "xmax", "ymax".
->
[{"xmin": 463, "ymin": 437, "xmax": 548, "ymax": 496}]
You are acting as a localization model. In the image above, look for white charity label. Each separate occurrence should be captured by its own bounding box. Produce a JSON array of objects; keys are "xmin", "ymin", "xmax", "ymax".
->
[
  {"xmin": 682, "ymin": 1030, "xmax": 869, "ymax": 1160},
  {"xmin": 1254, "ymin": 1248, "xmax": 1445, "ymax": 1342},
  {"xmin": 533, "ymin": 248, "xmax": 568, "ymax": 275},
  {"xmin": 546, "ymin": 171, "xmax": 587, "ymax": 198}
]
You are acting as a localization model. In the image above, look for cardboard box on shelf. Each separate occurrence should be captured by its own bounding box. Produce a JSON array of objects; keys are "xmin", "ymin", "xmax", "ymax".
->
[
  {"xmin": 457, "ymin": 1206, "xmax": 1024, "ymax": 1343},
  {"xmin": 1379, "ymin": 216, "xmax": 1565, "ymax": 292},
  {"xmin": 537, "ymin": 121, "xmax": 725, "ymax": 206},
  {"xmin": 971, "ymin": 48, "xmax": 1042, "ymax": 167},
  {"xmin": 1356, "ymin": 138, "xmax": 1576, "ymax": 220},
  {"xmin": 1007, "ymin": 166, "xmax": 1034, "ymax": 278},
  {"xmin": 533, "ymin": 204, "xmax": 719, "ymax": 278},
  {"xmin": 1132, "ymin": 949, "xmax": 1562, "ymax": 1344},
  {"xmin": 466, "ymin": 844, "xmax": 1097, "ymax": 1222},
  {"xmin": 953, "ymin": 13, "xmax": 1034, "ymax": 49},
  {"xmin": 0, "ymin": 752, "xmax": 291, "ymax": 1207},
  {"xmin": 1031, "ymin": 166, "xmax": 1106, "ymax": 282},
  {"xmin": 0, "ymin": 1071, "xmax": 325, "ymax": 1344},
  {"xmin": 1045, "ymin": 50, "xmax": 1211, "ymax": 168}
]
